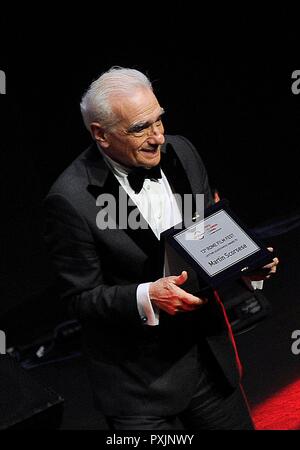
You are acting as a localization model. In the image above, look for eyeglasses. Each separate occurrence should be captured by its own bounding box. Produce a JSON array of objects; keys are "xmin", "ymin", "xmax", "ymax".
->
[{"xmin": 125, "ymin": 109, "xmax": 165, "ymax": 139}]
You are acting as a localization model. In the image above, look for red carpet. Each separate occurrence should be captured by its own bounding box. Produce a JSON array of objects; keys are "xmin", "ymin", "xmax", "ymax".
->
[{"xmin": 252, "ymin": 379, "xmax": 300, "ymax": 430}]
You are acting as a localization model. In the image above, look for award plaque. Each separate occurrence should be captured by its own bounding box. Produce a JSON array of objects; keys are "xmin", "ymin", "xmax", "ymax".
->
[{"xmin": 162, "ymin": 199, "xmax": 273, "ymax": 292}]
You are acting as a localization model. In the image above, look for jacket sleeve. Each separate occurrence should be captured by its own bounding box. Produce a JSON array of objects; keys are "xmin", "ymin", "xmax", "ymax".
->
[{"xmin": 43, "ymin": 193, "xmax": 141, "ymax": 326}]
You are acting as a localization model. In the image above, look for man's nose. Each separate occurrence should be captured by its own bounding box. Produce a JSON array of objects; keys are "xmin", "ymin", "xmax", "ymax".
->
[{"xmin": 146, "ymin": 127, "xmax": 165, "ymax": 146}]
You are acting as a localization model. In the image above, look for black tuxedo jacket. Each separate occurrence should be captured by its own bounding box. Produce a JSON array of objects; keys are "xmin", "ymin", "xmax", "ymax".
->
[{"xmin": 43, "ymin": 135, "xmax": 241, "ymax": 415}]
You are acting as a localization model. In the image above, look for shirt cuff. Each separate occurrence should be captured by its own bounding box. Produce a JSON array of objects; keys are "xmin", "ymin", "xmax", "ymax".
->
[
  {"xmin": 242, "ymin": 276, "xmax": 264, "ymax": 291},
  {"xmin": 251, "ymin": 280, "xmax": 264, "ymax": 290},
  {"xmin": 137, "ymin": 282, "xmax": 159, "ymax": 326}
]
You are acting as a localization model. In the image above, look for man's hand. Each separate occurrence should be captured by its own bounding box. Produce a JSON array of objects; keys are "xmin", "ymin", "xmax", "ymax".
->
[
  {"xmin": 149, "ymin": 271, "xmax": 207, "ymax": 316},
  {"xmin": 246, "ymin": 247, "xmax": 279, "ymax": 281}
]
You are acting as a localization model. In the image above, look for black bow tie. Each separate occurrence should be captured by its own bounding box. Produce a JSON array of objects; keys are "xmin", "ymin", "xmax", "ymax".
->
[{"xmin": 127, "ymin": 165, "xmax": 162, "ymax": 193}]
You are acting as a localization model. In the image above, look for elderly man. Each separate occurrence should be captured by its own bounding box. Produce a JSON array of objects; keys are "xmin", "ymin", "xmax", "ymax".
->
[{"xmin": 44, "ymin": 66, "xmax": 278, "ymax": 430}]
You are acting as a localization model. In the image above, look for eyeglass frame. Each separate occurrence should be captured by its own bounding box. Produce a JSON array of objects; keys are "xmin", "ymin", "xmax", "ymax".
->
[{"xmin": 118, "ymin": 107, "xmax": 166, "ymax": 139}]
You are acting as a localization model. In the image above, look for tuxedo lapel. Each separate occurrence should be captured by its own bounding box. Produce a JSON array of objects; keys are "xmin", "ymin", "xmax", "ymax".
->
[
  {"xmin": 161, "ymin": 142, "xmax": 197, "ymax": 217},
  {"xmin": 84, "ymin": 144, "xmax": 162, "ymax": 268}
]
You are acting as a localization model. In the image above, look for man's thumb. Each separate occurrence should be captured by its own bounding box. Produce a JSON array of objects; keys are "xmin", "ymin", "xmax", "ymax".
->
[{"xmin": 175, "ymin": 271, "xmax": 188, "ymax": 285}]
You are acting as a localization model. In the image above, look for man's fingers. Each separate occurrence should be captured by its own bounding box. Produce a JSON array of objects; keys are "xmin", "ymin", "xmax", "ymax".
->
[
  {"xmin": 181, "ymin": 294, "xmax": 207, "ymax": 305},
  {"xmin": 151, "ymin": 272, "xmax": 208, "ymax": 315},
  {"xmin": 172, "ymin": 285, "xmax": 207, "ymax": 305},
  {"xmin": 269, "ymin": 263, "xmax": 278, "ymax": 273},
  {"xmin": 263, "ymin": 257, "xmax": 279, "ymax": 269},
  {"xmin": 170, "ymin": 278, "xmax": 207, "ymax": 305},
  {"xmin": 178, "ymin": 299, "xmax": 208, "ymax": 311}
]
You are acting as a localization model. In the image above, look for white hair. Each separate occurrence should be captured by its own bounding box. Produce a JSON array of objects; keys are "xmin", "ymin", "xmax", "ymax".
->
[{"xmin": 80, "ymin": 66, "xmax": 153, "ymax": 134}]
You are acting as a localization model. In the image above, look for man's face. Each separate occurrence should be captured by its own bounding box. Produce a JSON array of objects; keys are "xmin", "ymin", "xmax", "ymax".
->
[{"xmin": 96, "ymin": 87, "xmax": 165, "ymax": 168}]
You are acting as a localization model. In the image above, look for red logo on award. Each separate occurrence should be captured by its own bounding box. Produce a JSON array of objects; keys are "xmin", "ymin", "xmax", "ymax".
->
[{"xmin": 205, "ymin": 223, "xmax": 221, "ymax": 235}]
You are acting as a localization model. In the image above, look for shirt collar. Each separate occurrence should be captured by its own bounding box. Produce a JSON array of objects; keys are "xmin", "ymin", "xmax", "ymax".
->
[{"xmin": 96, "ymin": 143, "xmax": 130, "ymax": 179}]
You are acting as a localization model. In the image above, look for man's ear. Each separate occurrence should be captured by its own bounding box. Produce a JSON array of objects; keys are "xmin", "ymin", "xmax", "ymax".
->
[{"xmin": 90, "ymin": 122, "xmax": 109, "ymax": 148}]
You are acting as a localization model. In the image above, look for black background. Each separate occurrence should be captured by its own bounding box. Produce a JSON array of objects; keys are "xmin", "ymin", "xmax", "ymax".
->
[{"xmin": 1, "ymin": 6, "xmax": 300, "ymax": 343}]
